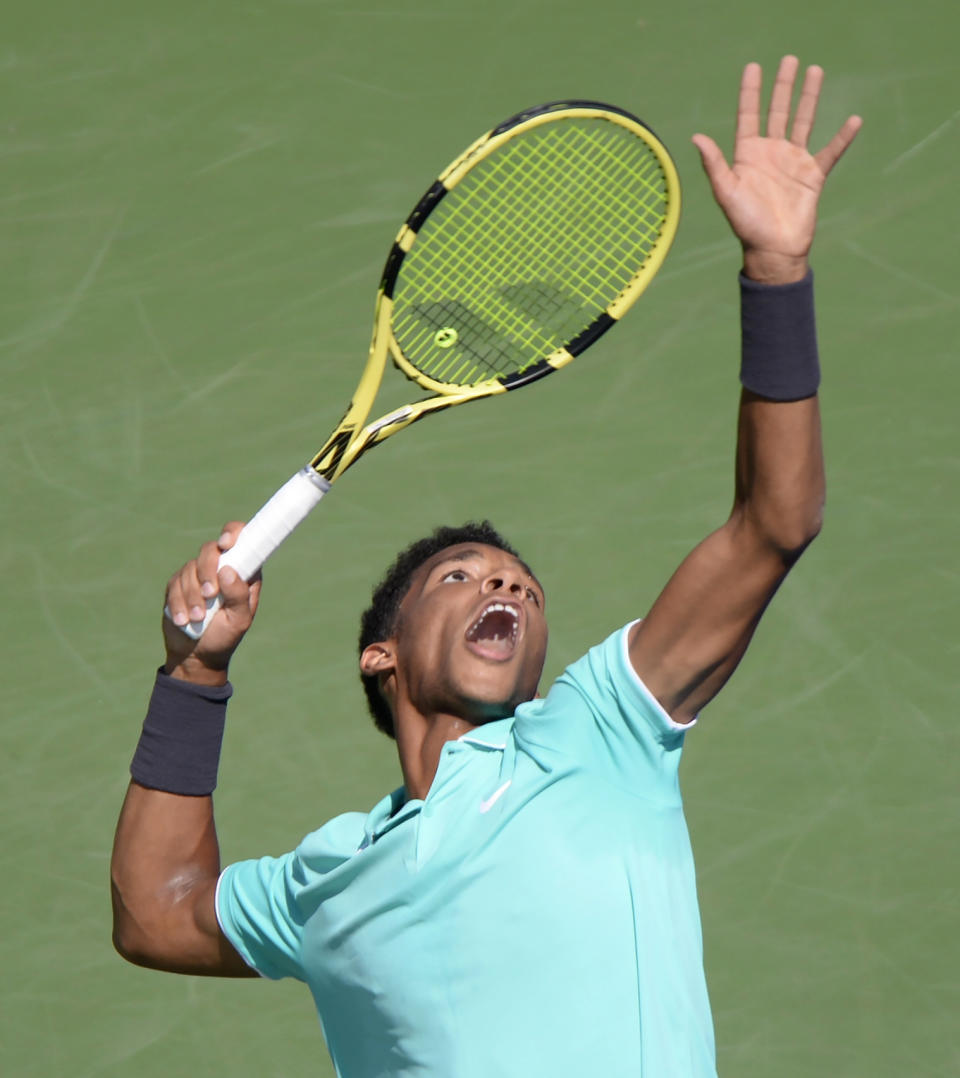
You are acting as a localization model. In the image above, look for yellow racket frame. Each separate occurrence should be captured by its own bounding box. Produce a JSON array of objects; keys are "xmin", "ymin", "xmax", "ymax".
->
[{"xmin": 309, "ymin": 102, "xmax": 681, "ymax": 483}]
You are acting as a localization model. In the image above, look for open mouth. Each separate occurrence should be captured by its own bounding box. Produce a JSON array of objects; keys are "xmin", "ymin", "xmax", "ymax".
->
[{"xmin": 465, "ymin": 602, "xmax": 521, "ymax": 659}]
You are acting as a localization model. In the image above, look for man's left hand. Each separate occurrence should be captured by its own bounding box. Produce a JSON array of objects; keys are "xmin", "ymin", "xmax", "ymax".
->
[{"xmin": 691, "ymin": 54, "xmax": 862, "ymax": 284}]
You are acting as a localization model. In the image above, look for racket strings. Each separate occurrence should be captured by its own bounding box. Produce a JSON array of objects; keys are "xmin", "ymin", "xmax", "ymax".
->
[
  {"xmin": 449, "ymin": 124, "xmax": 665, "ymax": 288},
  {"xmin": 503, "ymin": 126, "xmax": 667, "ymax": 275},
  {"xmin": 391, "ymin": 118, "xmax": 669, "ymax": 386},
  {"xmin": 407, "ymin": 129, "xmax": 645, "ymax": 363}
]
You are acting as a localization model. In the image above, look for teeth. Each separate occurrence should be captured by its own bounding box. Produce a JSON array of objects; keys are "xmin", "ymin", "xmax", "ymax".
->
[
  {"xmin": 487, "ymin": 603, "xmax": 518, "ymax": 620},
  {"xmin": 469, "ymin": 603, "xmax": 519, "ymax": 629},
  {"xmin": 467, "ymin": 602, "xmax": 520, "ymax": 643}
]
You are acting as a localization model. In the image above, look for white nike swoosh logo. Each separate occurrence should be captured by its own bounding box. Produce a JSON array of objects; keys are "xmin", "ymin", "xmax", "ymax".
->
[{"xmin": 479, "ymin": 780, "xmax": 512, "ymax": 814}]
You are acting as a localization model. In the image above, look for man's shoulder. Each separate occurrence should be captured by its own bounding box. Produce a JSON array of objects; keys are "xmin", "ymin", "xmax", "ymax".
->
[
  {"xmin": 515, "ymin": 622, "xmax": 690, "ymax": 765},
  {"xmin": 552, "ymin": 623, "xmax": 636, "ymax": 697}
]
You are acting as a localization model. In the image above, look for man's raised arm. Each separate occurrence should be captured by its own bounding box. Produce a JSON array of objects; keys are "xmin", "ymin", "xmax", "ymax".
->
[
  {"xmin": 111, "ymin": 523, "xmax": 260, "ymax": 976},
  {"xmin": 630, "ymin": 56, "xmax": 861, "ymax": 724}
]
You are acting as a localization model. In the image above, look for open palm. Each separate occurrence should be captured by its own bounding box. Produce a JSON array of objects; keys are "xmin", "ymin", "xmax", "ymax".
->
[{"xmin": 692, "ymin": 56, "xmax": 861, "ymax": 280}]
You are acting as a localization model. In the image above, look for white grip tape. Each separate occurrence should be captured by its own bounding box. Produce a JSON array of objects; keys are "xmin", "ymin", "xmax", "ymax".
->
[
  {"xmin": 220, "ymin": 467, "xmax": 330, "ymax": 580},
  {"xmin": 170, "ymin": 468, "xmax": 330, "ymax": 640}
]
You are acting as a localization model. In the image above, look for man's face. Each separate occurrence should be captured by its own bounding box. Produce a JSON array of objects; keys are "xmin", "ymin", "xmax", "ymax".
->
[{"xmin": 380, "ymin": 542, "xmax": 548, "ymax": 725}]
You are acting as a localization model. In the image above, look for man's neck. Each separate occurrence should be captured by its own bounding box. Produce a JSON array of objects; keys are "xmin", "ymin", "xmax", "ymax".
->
[{"xmin": 394, "ymin": 709, "xmax": 479, "ymax": 802}]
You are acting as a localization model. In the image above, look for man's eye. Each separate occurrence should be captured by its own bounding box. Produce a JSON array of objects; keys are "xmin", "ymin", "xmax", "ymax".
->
[
  {"xmin": 443, "ymin": 570, "xmax": 468, "ymax": 582},
  {"xmin": 526, "ymin": 587, "xmax": 541, "ymax": 607}
]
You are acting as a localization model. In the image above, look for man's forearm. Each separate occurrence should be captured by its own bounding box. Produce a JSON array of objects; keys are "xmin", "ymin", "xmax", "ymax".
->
[
  {"xmin": 734, "ymin": 390, "xmax": 824, "ymax": 557},
  {"xmin": 732, "ymin": 268, "xmax": 825, "ymax": 558}
]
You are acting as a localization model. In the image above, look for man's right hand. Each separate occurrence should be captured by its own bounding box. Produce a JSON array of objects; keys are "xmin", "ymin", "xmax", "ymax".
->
[{"xmin": 162, "ymin": 522, "xmax": 262, "ymax": 684}]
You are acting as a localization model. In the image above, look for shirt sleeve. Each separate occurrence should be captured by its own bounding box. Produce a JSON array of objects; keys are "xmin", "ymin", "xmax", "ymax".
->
[
  {"xmin": 513, "ymin": 623, "xmax": 693, "ymax": 799},
  {"xmin": 216, "ymin": 852, "xmax": 306, "ymax": 980},
  {"xmin": 215, "ymin": 810, "xmax": 366, "ymax": 981}
]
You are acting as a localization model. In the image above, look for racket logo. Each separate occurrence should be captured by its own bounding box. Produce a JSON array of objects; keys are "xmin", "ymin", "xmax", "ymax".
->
[{"xmin": 433, "ymin": 327, "xmax": 459, "ymax": 349}]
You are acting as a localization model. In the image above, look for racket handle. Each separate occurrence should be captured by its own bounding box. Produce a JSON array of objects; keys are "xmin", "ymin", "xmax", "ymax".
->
[{"xmin": 167, "ymin": 467, "xmax": 331, "ymax": 640}]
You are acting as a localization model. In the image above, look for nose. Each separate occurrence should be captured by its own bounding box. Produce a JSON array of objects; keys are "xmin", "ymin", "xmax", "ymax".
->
[{"xmin": 482, "ymin": 570, "xmax": 524, "ymax": 598}]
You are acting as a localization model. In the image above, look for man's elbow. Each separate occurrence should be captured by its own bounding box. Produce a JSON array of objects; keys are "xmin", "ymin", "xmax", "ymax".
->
[
  {"xmin": 740, "ymin": 500, "xmax": 824, "ymax": 565},
  {"xmin": 111, "ymin": 873, "xmax": 228, "ymax": 975},
  {"xmin": 111, "ymin": 895, "xmax": 154, "ymax": 968},
  {"xmin": 111, "ymin": 882, "xmax": 170, "ymax": 970},
  {"xmin": 112, "ymin": 913, "xmax": 195, "ymax": 973},
  {"xmin": 113, "ymin": 928, "xmax": 144, "ymax": 967},
  {"xmin": 112, "ymin": 919, "xmax": 154, "ymax": 968},
  {"xmin": 771, "ymin": 504, "xmax": 824, "ymax": 564}
]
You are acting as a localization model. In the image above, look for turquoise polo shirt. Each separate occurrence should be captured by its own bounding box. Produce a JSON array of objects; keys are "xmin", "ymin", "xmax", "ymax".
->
[{"xmin": 216, "ymin": 624, "xmax": 716, "ymax": 1077}]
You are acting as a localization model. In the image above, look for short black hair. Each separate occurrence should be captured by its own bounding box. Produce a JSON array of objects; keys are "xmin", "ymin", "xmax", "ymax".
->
[{"xmin": 358, "ymin": 521, "xmax": 521, "ymax": 738}]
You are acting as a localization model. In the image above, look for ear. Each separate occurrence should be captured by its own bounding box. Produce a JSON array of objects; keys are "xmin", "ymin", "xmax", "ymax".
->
[{"xmin": 360, "ymin": 641, "xmax": 396, "ymax": 678}]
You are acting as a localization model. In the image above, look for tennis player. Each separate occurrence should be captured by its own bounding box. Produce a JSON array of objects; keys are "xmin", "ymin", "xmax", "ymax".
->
[{"xmin": 112, "ymin": 56, "xmax": 860, "ymax": 1077}]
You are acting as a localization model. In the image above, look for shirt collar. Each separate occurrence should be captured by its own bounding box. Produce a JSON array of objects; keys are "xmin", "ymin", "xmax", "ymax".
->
[
  {"xmin": 361, "ymin": 717, "xmax": 515, "ymax": 845},
  {"xmin": 457, "ymin": 715, "xmax": 514, "ymax": 750}
]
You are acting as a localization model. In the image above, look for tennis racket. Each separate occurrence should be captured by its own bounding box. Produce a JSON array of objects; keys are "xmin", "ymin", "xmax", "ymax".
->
[{"xmin": 176, "ymin": 99, "xmax": 681, "ymax": 638}]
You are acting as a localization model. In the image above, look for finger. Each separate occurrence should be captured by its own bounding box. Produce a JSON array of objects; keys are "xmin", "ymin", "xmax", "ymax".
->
[
  {"xmin": 790, "ymin": 64, "xmax": 823, "ymax": 148},
  {"xmin": 766, "ymin": 54, "xmax": 800, "ymax": 140},
  {"xmin": 165, "ymin": 572, "xmax": 190, "ymax": 628},
  {"xmin": 197, "ymin": 539, "xmax": 224, "ymax": 600},
  {"xmin": 814, "ymin": 114, "xmax": 863, "ymax": 175},
  {"xmin": 735, "ymin": 61, "xmax": 762, "ymax": 143},
  {"xmin": 217, "ymin": 521, "xmax": 246, "ymax": 552},
  {"xmin": 178, "ymin": 561, "xmax": 209, "ymax": 626},
  {"xmin": 217, "ymin": 565, "xmax": 255, "ymax": 629},
  {"xmin": 691, "ymin": 133, "xmax": 734, "ymax": 196},
  {"xmin": 247, "ymin": 573, "xmax": 263, "ymax": 619}
]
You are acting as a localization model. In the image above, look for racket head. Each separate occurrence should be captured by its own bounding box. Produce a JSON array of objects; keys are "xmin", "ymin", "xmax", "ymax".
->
[{"xmin": 382, "ymin": 100, "xmax": 681, "ymax": 396}]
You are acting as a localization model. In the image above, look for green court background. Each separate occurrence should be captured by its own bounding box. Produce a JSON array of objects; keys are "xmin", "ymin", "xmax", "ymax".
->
[{"xmin": 2, "ymin": 1, "xmax": 957, "ymax": 1074}]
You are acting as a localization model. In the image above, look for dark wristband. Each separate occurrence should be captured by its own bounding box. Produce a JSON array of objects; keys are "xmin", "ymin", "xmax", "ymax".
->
[
  {"xmin": 739, "ymin": 270, "xmax": 820, "ymax": 400},
  {"xmin": 130, "ymin": 669, "xmax": 233, "ymax": 796}
]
